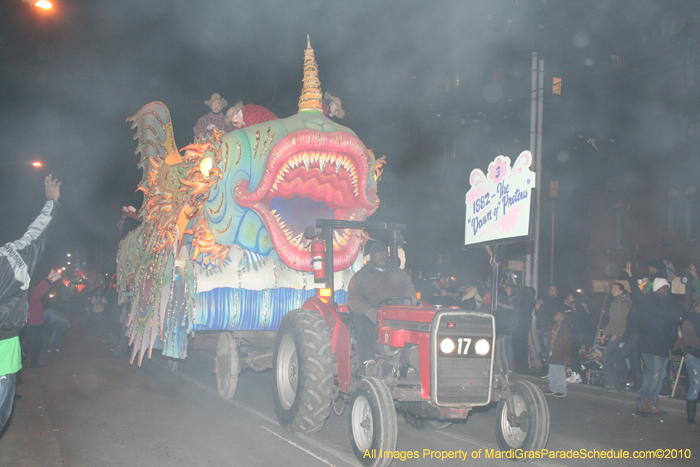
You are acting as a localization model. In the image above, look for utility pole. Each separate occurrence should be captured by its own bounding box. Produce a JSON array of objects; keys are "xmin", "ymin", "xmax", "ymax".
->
[
  {"xmin": 533, "ymin": 57, "xmax": 545, "ymax": 295},
  {"xmin": 526, "ymin": 53, "xmax": 544, "ymax": 297},
  {"xmin": 525, "ymin": 53, "xmax": 538, "ymax": 289}
]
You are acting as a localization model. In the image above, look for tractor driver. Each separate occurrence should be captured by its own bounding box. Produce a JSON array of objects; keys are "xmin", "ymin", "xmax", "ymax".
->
[{"xmin": 347, "ymin": 240, "xmax": 416, "ymax": 369}]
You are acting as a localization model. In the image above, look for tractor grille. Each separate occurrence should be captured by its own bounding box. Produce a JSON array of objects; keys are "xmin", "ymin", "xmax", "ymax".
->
[
  {"xmin": 436, "ymin": 355, "xmax": 492, "ymax": 404},
  {"xmin": 431, "ymin": 312, "xmax": 494, "ymax": 407}
]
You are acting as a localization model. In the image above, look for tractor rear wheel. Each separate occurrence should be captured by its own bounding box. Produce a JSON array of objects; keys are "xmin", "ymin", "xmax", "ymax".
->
[
  {"xmin": 273, "ymin": 309, "xmax": 334, "ymax": 433},
  {"xmin": 495, "ymin": 380, "xmax": 549, "ymax": 455}
]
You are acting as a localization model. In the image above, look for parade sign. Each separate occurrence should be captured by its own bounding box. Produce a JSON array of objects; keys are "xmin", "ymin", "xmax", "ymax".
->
[{"xmin": 465, "ymin": 151, "xmax": 536, "ymax": 246}]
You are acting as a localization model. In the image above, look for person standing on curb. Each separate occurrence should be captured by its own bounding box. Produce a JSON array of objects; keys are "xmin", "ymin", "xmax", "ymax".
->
[
  {"xmin": 683, "ymin": 264, "xmax": 700, "ymax": 426},
  {"xmin": 41, "ymin": 307, "xmax": 70, "ymax": 354},
  {"xmin": 601, "ymin": 283, "xmax": 632, "ymax": 390},
  {"xmin": 543, "ymin": 310, "xmax": 572, "ymax": 398},
  {"xmin": 111, "ymin": 299, "xmax": 130, "ymax": 357},
  {"xmin": 90, "ymin": 289, "xmax": 107, "ymax": 333},
  {"xmin": 24, "ymin": 269, "xmax": 62, "ymax": 368},
  {"xmin": 623, "ymin": 262, "xmax": 684, "ymax": 417},
  {"xmin": 0, "ymin": 175, "xmax": 62, "ymax": 431}
]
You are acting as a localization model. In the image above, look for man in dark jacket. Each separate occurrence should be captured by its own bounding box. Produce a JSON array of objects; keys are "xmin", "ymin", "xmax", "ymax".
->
[
  {"xmin": 348, "ymin": 240, "xmax": 416, "ymax": 365},
  {"xmin": 623, "ymin": 262, "xmax": 684, "ymax": 417},
  {"xmin": 601, "ymin": 283, "xmax": 632, "ymax": 390},
  {"xmin": 564, "ymin": 291, "xmax": 588, "ymax": 383},
  {"xmin": 0, "ymin": 175, "xmax": 61, "ymax": 431},
  {"xmin": 543, "ymin": 310, "xmax": 572, "ymax": 397},
  {"xmin": 536, "ymin": 284, "xmax": 564, "ymax": 348}
]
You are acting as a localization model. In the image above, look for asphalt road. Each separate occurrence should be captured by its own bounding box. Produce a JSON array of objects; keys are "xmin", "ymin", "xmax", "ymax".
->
[{"xmin": 1, "ymin": 318, "xmax": 697, "ymax": 467}]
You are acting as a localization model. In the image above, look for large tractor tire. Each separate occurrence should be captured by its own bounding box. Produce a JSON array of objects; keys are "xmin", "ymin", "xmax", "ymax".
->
[
  {"xmin": 273, "ymin": 309, "xmax": 334, "ymax": 433},
  {"xmin": 349, "ymin": 377, "xmax": 398, "ymax": 467},
  {"xmin": 215, "ymin": 332, "xmax": 240, "ymax": 400},
  {"xmin": 495, "ymin": 380, "xmax": 549, "ymax": 456}
]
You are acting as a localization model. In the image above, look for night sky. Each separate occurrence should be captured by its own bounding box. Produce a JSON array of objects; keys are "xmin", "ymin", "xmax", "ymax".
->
[{"xmin": 1, "ymin": 0, "xmax": 697, "ymax": 293}]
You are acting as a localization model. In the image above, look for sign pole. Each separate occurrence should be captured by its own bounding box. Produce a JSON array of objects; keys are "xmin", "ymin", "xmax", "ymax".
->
[
  {"xmin": 525, "ymin": 52, "xmax": 538, "ymax": 289},
  {"xmin": 533, "ymin": 57, "xmax": 545, "ymax": 295}
]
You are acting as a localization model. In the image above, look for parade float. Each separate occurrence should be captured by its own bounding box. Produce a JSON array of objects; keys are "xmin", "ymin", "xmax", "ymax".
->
[
  {"xmin": 116, "ymin": 38, "xmax": 381, "ymax": 395},
  {"xmin": 116, "ymin": 39, "xmax": 550, "ymax": 466}
]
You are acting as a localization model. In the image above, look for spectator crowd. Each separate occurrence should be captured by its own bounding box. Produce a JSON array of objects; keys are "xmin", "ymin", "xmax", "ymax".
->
[{"xmin": 417, "ymin": 256, "xmax": 700, "ymax": 426}]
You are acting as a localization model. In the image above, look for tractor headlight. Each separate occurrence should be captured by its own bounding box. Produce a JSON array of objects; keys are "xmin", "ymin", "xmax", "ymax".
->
[
  {"xmin": 474, "ymin": 339, "xmax": 490, "ymax": 356},
  {"xmin": 440, "ymin": 337, "xmax": 456, "ymax": 354}
]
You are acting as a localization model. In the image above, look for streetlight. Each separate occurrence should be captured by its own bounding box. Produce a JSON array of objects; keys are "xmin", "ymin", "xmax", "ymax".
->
[
  {"xmin": 0, "ymin": 160, "xmax": 44, "ymax": 169},
  {"xmin": 23, "ymin": 0, "xmax": 52, "ymax": 9}
]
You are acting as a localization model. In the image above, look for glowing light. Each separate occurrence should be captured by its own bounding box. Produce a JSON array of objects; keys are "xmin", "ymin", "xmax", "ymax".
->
[
  {"xmin": 200, "ymin": 157, "xmax": 213, "ymax": 178},
  {"xmin": 67, "ymin": 253, "xmax": 71, "ymax": 257},
  {"xmin": 475, "ymin": 339, "xmax": 490, "ymax": 356},
  {"xmin": 32, "ymin": 161, "xmax": 42, "ymax": 167},
  {"xmin": 318, "ymin": 287, "xmax": 332, "ymax": 303},
  {"xmin": 440, "ymin": 338, "xmax": 455, "ymax": 354},
  {"xmin": 35, "ymin": 1, "xmax": 52, "ymax": 9},
  {"xmin": 67, "ymin": 261, "xmax": 71, "ymax": 265}
]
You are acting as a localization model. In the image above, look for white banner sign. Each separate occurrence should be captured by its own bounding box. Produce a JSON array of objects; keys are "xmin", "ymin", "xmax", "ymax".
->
[{"xmin": 465, "ymin": 151, "xmax": 536, "ymax": 246}]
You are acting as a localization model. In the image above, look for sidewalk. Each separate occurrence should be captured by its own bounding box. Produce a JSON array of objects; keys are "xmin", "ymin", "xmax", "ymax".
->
[{"xmin": 512, "ymin": 372, "xmax": 687, "ymax": 415}]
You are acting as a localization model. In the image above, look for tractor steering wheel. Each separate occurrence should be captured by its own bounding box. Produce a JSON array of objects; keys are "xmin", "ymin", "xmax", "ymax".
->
[{"xmin": 377, "ymin": 296, "xmax": 417, "ymax": 308}]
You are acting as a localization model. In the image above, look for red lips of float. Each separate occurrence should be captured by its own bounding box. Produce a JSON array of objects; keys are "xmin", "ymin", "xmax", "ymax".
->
[{"xmin": 235, "ymin": 130, "xmax": 378, "ymax": 272}]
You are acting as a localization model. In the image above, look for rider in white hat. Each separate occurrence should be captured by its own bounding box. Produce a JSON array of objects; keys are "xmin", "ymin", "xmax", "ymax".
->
[{"xmin": 193, "ymin": 93, "xmax": 228, "ymax": 138}]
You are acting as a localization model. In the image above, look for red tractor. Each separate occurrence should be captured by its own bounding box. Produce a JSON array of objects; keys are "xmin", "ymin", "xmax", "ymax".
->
[{"xmin": 272, "ymin": 219, "xmax": 549, "ymax": 466}]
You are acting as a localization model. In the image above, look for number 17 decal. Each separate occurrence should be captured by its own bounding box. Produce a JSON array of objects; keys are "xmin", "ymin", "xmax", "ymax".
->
[{"xmin": 457, "ymin": 338, "xmax": 472, "ymax": 355}]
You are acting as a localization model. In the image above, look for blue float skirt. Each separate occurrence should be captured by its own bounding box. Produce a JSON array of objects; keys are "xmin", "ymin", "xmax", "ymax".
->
[{"xmin": 192, "ymin": 287, "xmax": 348, "ymax": 332}]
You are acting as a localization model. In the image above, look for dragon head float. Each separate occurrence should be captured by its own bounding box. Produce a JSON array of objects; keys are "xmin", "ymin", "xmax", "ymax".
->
[{"xmin": 117, "ymin": 38, "xmax": 381, "ymax": 364}]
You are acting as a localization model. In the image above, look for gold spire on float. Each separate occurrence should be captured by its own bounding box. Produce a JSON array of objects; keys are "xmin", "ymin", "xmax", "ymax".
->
[{"xmin": 298, "ymin": 35, "xmax": 323, "ymax": 114}]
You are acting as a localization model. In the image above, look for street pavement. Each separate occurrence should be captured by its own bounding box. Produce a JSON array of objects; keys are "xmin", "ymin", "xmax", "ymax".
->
[{"xmin": 0, "ymin": 317, "xmax": 698, "ymax": 467}]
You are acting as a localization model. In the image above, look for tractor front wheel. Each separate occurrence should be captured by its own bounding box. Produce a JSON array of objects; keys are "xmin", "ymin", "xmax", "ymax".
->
[
  {"xmin": 349, "ymin": 377, "xmax": 398, "ymax": 467},
  {"xmin": 495, "ymin": 380, "xmax": 549, "ymax": 455}
]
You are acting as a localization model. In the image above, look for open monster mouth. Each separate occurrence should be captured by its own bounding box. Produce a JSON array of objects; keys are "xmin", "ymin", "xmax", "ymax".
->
[{"xmin": 235, "ymin": 129, "xmax": 378, "ymax": 271}]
